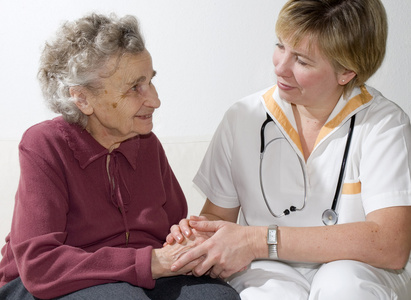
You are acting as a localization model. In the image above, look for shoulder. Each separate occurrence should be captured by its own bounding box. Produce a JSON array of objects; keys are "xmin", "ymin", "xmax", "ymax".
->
[
  {"xmin": 138, "ymin": 132, "xmax": 168, "ymax": 162},
  {"xmin": 20, "ymin": 117, "xmax": 65, "ymax": 145},
  {"xmin": 139, "ymin": 132, "xmax": 163, "ymax": 150},
  {"xmin": 19, "ymin": 117, "xmax": 84, "ymax": 155},
  {"xmin": 363, "ymin": 85, "xmax": 410, "ymax": 126}
]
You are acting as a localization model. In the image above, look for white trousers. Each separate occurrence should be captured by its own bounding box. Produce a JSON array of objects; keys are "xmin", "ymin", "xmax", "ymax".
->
[{"xmin": 228, "ymin": 260, "xmax": 411, "ymax": 300}]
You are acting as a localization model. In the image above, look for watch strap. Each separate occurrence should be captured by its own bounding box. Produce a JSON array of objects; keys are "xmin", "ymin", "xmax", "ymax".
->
[{"xmin": 267, "ymin": 224, "xmax": 278, "ymax": 260}]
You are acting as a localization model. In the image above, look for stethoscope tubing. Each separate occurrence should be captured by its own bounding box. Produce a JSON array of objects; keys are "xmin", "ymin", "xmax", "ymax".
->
[
  {"xmin": 330, "ymin": 115, "xmax": 356, "ymax": 211},
  {"xmin": 259, "ymin": 113, "xmax": 356, "ymax": 225}
]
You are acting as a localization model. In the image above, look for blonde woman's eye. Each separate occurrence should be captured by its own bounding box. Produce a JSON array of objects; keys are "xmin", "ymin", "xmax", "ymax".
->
[{"xmin": 297, "ymin": 57, "xmax": 308, "ymax": 66}]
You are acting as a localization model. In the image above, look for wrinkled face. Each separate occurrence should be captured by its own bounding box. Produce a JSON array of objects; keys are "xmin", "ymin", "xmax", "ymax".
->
[
  {"xmin": 81, "ymin": 50, "xmax": 160, "ymax": 147},
  {"xmin": 273, "ymin": 36, "xmax": 345, "ymax": 110}
]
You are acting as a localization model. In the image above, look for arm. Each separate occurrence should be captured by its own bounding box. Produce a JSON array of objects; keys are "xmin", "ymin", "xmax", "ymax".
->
[
  {"xmin": 171, "ymin": 205, "xmax": 411, "ymax": 278},
  {"xmin": 10, "ymin": 125, "xmax": 193, "ymax": 298},
  {"xmin": 278, "ymin": 206, "xmax": 411, "ymax": 269},
  {"xmin": 200, "ymin": 198, "xmax": 240, "ymax": 222},
  {"xmin": 11, "ymin": 140, "xmax": 154, "ymax": 298}
]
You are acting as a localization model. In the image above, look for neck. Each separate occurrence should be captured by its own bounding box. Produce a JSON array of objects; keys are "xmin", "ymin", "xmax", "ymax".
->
[
  {"xmin": 292, "ymin": 104, "xmax": 331, "ymax": 161},
  {"xmin": 86, "ymin": 125, "xmax": 123, "ymax": 152}
]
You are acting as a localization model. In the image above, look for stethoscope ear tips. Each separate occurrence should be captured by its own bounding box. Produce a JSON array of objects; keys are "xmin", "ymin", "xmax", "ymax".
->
[
  {"xmin": 290, "ymin": 206, "xmax": 296, "ymax": 212},
  {"xmin": 284, "ymin": 209, "xmax": 290, "ymax": 215}
]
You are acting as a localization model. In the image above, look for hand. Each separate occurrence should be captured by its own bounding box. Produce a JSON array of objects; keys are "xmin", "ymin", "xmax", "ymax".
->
[
  {"xmin": 165, "ymin": 215, "xmax": 210, "ymax": 245},
  {"xmin": 152, "ymin": 229, "xmax": 208, "ymax": 279},
  {"xmin": 171, "ymin": 220, "xmax": 261, "ymax": 279}
]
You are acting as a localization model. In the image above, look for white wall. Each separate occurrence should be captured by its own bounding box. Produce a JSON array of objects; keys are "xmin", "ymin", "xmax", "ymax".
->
[
  {"xmin": 2, "ymin": 0, "xmax": 409, "ymax": 142},
  {"xmin": 0, "ymin": 0, "xmax": 277, "ymax": 141}
]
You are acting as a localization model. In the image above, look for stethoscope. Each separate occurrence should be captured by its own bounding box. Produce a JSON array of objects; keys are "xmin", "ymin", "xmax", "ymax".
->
[{"xmin": 259, "ymin": 113, "xmax": 356, "ymax": 225}]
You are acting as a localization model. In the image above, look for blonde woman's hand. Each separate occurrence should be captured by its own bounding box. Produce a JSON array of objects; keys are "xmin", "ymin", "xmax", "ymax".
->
[{"xmin": 165, "ymin": 215, "xmax": 210, "ymax": 245}]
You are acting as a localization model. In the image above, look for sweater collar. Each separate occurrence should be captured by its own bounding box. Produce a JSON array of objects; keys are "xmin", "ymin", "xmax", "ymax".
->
[{"xmin": 55, "ymin": 117, "xmax": 142, "ymax": 170}]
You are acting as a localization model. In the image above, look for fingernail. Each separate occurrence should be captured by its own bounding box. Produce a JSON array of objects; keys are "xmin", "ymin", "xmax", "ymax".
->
[{"xmin": 184, "ymin": 230, "xmax": 190, "ymax": 236}]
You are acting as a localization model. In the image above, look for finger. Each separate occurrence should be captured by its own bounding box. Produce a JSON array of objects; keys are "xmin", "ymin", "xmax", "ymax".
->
[
  {"xmin": 175, "ymin": 256, "xmax": 205, "ymax": 276},
  {"xmin": 191, "ymin": 228, "xmax": 213, "ymax": 241},
  {"xmin": 189, "ymin": 220, "xmax": 221, "ymax": 232},
  {"xmin": 189, "ymin": 215, "xmax": 209, "ymax": 221},
  {"xmin": 179, "ymin": 218, "xmax": 193, "ymax": 238},
  {"xmin": 168, "ymin": 225, "xmax": 184, "ymax": 244},
  {"xmin": 191, "ymin": 256, "xmax": 217, "ymax": 277},
  {"xmin": 171, "ymin": 244, "xmax": 207, "ymax": 272},
  {"xmin": 165, "ymin": 232, "xmax": 178, "ymax": 245},
  {"xmin": 209, "ymin": 266, "xmax": 224, "ymax": 279}
]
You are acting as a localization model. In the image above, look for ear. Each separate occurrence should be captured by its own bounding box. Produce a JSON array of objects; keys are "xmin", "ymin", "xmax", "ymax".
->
[
  {"xmin": 69, "ymin": 86, "xmax": 94, "ymax": 116},
  {"xmin": 338, "ymin": 69, "xmax": 357, "ymax": 86}
]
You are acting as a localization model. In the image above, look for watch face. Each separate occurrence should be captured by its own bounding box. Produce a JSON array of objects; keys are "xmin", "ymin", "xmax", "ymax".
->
[{"xmin": 268, "ymin": 230, "xmax": 277, "ymax": 243}]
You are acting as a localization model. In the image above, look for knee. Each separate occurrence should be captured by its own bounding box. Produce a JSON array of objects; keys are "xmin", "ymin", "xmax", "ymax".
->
[{"xmin": 309, "ymin": 260, "xmax": 392, "ymax": 300}]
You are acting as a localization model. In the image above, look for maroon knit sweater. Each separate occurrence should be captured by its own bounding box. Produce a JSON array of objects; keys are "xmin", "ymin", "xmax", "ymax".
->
[{"xmin": 0, "ymin": 116, "xmax": 187, "ymax": 299}]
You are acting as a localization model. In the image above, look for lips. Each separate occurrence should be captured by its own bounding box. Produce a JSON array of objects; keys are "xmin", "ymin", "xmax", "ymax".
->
[
  {"xmin": 135, "ymin": 113, "xmax": 153, "ymax": 119},
  {"xmin": 277, "ymin": 81, "xmax": 294, "ymax": 90}
]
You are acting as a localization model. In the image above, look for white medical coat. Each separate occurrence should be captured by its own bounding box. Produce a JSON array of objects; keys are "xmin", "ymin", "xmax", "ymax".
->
[{"xmin": 194, "ymin": 84, "xmax": 411, "ymax": 269}]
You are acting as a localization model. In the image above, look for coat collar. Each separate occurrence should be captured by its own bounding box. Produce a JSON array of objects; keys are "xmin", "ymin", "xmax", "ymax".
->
[{"xmin": 262, "ymin": 85, "xmax": 373, "ymax": 153}]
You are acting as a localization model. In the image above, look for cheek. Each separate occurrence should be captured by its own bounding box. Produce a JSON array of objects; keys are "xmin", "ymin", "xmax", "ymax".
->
[
  {"xmin": 295, "ymin": 70, "xmax": 327, "ymax": 89},
  {"xmin": 115, "ymin": 100, "xmax": 140, "ymax": 118},
  {"xmin": 295, "ymin": 72, "xmax": 318, "ymax": 87}
]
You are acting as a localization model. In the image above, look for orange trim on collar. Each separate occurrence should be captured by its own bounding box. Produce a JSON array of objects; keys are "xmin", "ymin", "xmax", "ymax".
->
[
  {"xmin": 263, "ymin": 86, "xmax": 303, "ymax": 154},
  {"xmin": 315, "ymin": 86, "xmax": 373, "ymax": 147},
  {"xmin": 262, "ymin": 85, "xmax": 373, "ymax": 155}
]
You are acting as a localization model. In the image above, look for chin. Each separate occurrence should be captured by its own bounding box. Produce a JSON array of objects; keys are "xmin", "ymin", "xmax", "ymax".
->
[{"xmin": 136, "ymin": 125, "xmax": 154, "ymax": 136}]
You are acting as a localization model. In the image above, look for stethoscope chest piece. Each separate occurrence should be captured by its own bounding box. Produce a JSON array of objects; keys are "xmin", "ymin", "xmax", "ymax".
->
[{"xmin": 322, "ymin": 209, "xmax": 338, "ymax": 226}]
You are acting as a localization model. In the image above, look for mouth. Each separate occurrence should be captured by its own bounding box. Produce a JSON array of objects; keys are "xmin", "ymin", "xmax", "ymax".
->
[
  {"xmin": 277, "ymin": 81, "xmax": 294, "ymax": 91},
  {"xmin": 135, "ymin": 114, "xmax": 153, "ymax": 120}
]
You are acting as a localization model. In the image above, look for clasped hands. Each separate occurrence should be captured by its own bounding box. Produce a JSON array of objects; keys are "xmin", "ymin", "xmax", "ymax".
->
[{"xmin": 162, "ymin": 216, "xmax": 258, "ymax": 279}]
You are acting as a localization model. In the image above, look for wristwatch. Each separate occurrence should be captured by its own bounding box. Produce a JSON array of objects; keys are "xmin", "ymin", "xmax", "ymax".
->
[{"xmin": 267, "ymin": 224, "xmax": 278, "ymax": 260}]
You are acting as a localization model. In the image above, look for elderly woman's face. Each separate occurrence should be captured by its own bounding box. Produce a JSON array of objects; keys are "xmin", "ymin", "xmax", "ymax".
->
[{"xmin": 81, "ymin": 50, "xmax": 160, "ymax": 148}]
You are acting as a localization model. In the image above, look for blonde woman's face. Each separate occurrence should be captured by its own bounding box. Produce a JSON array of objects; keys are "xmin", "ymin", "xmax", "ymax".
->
[
  {"xmin": 273, "ymin": 36, "xmax": 345, "ymax": 111},
  {"xmin": 82, "ymin": 50, "xmax": 160, "ymax": 148}
]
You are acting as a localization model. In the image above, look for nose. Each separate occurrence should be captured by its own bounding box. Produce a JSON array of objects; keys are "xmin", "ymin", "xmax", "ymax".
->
[
  {"xmin": 273, "ymin": 51, "xmax": 292, "ymax": 78},
  {"xmin": 144, "ymin": 84, "xmax": 161, "ymax": 109}
]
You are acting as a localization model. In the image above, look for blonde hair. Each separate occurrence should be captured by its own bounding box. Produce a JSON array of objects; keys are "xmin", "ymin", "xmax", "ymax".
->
[
  {"xmin": 276, "ymin": 0, "xmax": 388, "ymax": 97},
  {"xmin": 38, "ymin": 13, "xmax": 145, "ymax": 127}
]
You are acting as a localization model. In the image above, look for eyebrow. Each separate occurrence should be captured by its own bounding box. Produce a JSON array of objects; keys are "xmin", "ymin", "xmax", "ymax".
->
[
  {"xmin": 291, "ymin": 50, "xmax": 316, "ymax": 63},
  {"xmin": 127, "ymin": 70, "xmax": 157, "ymax": 86},
  {"xmin": 278, "ymin": 37, "xmax": 316, "ymax": 63}
]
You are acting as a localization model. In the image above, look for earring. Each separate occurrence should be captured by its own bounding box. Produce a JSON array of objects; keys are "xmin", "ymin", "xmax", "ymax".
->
[{"xmin": 342, "ymin": 79, "xmax": 345, "ymax": 83}]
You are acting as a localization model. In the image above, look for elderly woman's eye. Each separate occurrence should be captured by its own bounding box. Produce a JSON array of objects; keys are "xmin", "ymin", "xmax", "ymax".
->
[{"xmin": 131, "ymin": 85, "xmax": 142, "ymax": 93}]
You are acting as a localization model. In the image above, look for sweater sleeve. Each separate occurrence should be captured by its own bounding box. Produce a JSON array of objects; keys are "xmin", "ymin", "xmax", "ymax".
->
[{"xmin": 10, "ymin": 128, "xmax": 156, "ymax": 299}]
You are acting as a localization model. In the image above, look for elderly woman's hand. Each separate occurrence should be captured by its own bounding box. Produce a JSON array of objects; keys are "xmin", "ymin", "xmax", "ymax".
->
[{"xmin": 152, "ymin": 227, "xmax": 211, "ymax": 279}]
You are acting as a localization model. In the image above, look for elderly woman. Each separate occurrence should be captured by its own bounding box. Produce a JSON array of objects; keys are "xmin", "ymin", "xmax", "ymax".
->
[
  {"xmin": 168, "ymin": 0, "xmax": 411, "ymax": 299},
  {"xmin": 0, "ymin": 13, "xmax": 240, "ymax": 300}
]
